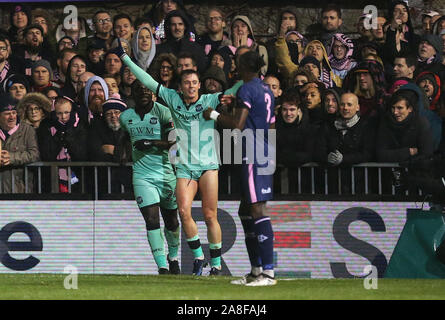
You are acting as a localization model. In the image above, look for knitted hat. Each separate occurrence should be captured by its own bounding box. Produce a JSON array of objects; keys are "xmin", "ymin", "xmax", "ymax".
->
[
  {"xmin": 0, "ymin": 94, "xmax": 17, "ymax": 113},
  {"xmin": 421, "ymin": 34, "xmax": 443, "ymax": 55},
  {"xmin": 102, "ymin": 98, "xmax": 127, "ymax": 114},
  {"xmin": 201, "ymin": 66, "xmax": 227, "ymax": 91},
  {"xmin": 3, "ymin": 74, "xmax": 30, "ymax": 93},
  {"xmin": 299, "ymin": 55, "xmax": 321, "ymax": 72},
  {"xmin": 10, "ymin": 4, "xmax": 32, "ymax": 26},
  {"xmin": 31, "ymin": 59, "xmax": 53, "ymax": 79},
  {"xmin": 23, "ymin": 24, "xmax": 44, "ymax": 37}
]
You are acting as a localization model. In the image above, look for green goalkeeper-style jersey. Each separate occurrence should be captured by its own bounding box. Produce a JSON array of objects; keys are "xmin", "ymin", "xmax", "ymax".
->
[
  {"xmin": 122, "ymin": 54, "xmax": 242, "ymax": 171},
  {"xmin": 119, "ymin": 102, "xmax": 175, "ymax": 182}
]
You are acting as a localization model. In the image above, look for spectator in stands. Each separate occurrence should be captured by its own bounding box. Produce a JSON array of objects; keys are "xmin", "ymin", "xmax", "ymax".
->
[
  {"xmin": 327, "ymin": 33, "xmax": 357, "ymax": 80},
  {"xmin": 103, "ymin": 50, "xmax": 123, "ymax": 77},
  {"xmin": 0, "ymin": 35, "xmax": 23, "ymax": 92},
  {"xmin": 421, "ymin": 10, "xmax": 440, "ymax": 35},
  {"xmin": 416, "ymin": 34, "xmax": 445, "ymax": 77},
  {"xmin": 416, "ymin": 71, "xmax": 441, "ymax": 112},
  {"xmin": 264, "ymin": 74, "xmax": 283, "ymax": 102},
  {"xmin": 55, "ymin": 15, "xmax": 89, "ymax": 47},
  {"xmin": 37, "ymin": 96, "xmax": 89, "ymax": 193},
  {"xmin": 41, "ymin": 86, "xmax": 60, "ymax": 102},
  {"xmin": 176, "ymin": 52, "xmax": 198, "ymax": 76},
  {"xmin": 289, "ymin": 68, "xmax": 317, "ymax": 92},
  {"xmin": 371, "ymin": 16, "xmax": 387, "ymax": 45},
  {"xmin": 0, "ymin": 94, "xmax": 39, "ymax": 193},
  {"xmin": 32, "ymin": 8, "xmax": 56, "ymax": 60},
  {"xmin": 265, "ymin": 8, "xmax": 299, "ymax": 75},
  {"xmin": 383, "ymin": 0, "xmax": 421, "ymax": 66},
  {"xmin": 7, "ymin": 4, "xmax": 31, "ymax": 45},
  {"xmin": 285, "ymin": 31, "xmax": 307, "ymax": 66},
  {"xmin": 83, "ymin": 76, "xmax": 109, "ymax": 122},
  {"xmin": 131, "ymin": 26, "xmax": 156, "ymax": 72},
  {"xmin": 207, "ymin": 48, "xmax": 231, "ymax": 80},
  {"xmin": 103, "ymin": 74, "xmax": 121, "ymax": 98},
  {"xmin": 301, "ymin": 81, "xmax": 325, "ymax": 129},
  {"xmin": 432, "ymin": 15, "xmax": 445, "ymax": 35},
  {"xmin": 276, "ymin": 88, "xmax": 315, "ymax": 168},
  {"xmin": 60, "ymin": 55, "xmax": 88, "ymax": 101},
  {"xmin": 86, "ymin": 40, "xmax": 106, "ymax": 76},
  {"xmin": 87, "ymin": 98, "xmax": 131, "ymax": 193},
  {"xmin": 57, "ymin": 36, "xmax": 76, "ymax": 53},
  {"xmin": 393, "ymin": 53, "xmax": 417, "ymax": 81},
  {"xmin": 119, "ymin": 65, "xmax": 136, "ymax": 104},
  {"xmin": 146, "ymin": 0, "xmax": 196, "ymax": 42},
  {"xmin": 304, "ymin": 40, "xmax": 342, "ymax": 88},
  {"xmin": 315, "ymin": 92, "xmax": 375, "ymax": 194},
  {"xmin": 79, "ymin": 10, "xmax": 114, "ymax": 56},
  {"xmin": 13, "ymin": 24, "xmax": 54, "ymax": 75},
  {"xmin": 221, "ymin": 15, "xmax": 268, "ymax": 76},
  {"xmin": 342, "ymin": 60, "xmax": 387, "ymax": 122},
  {"xmin": 53, "ymin": 48, "xmax": 77, "ymax": 88},
  {"xmin": 353, "ymin": 14, "xmax": 374, "ymax": 52},
  {"xmin": 3, "ymin": 74, "xmax": 29, "ymax": 102},
  {"xmin": 156, "ymin": 10, "xmax": 207, "ymax": 72},
  {"xmin": 201, "ymin": 65, "xmax": 227, "ymax": 94},
  {"xmin": 307, "ymin": 3, "xmax": 344, "ymax": 49},
  {"xmin": 322, "ymin": 87, "xmax": 343, "ymax": 123},
  {"xmin": 197, "ymin": 7, "xmax": 229, "ymax": 56},
  {"xmin": 17, "ymin": 92, "xmax": 52, "ymax": 129},
  {"xmin": 30, "ymin": 59, "xmax": 58, "ymax": 93},
  {"xmin": 113, "ymin": 13, "xmax": 135, "ymax": 43},
  {"xmin": 148, "ymin": 53, "xmax": 177, "ymax": 89},
  {"xmin": 376, "ymin": 87, "xmax": 434, "ymax": 163}
]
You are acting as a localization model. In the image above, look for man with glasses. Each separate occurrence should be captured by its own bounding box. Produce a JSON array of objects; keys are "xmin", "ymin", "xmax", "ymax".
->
[
  {"xmin": 197, "ymin": 8, "xmax": 229, "ymax": 55},
  {"xmin": 79, "ymin": 11, "xmax": 114, "ymax": 57}
]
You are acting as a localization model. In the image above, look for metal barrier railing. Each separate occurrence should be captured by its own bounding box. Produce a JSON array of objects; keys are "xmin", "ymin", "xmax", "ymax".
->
[{"xmin": 0, "ymin": 161, "xmax": 416, "ymax": 199}]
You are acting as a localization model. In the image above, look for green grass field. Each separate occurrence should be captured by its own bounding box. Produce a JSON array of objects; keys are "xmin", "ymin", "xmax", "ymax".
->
[{"xmin": 1, "ymin": 274, "xmax": 445, "ymax": 300}]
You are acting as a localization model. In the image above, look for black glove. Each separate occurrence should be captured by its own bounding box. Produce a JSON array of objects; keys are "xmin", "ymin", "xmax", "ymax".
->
[
  {"xmin": 110, "ymin": 38, "xmax": 127, "ymax": 59},
  {"xmin": 134, "ymin": 139, "xmax": 154, "ymax": 151}
]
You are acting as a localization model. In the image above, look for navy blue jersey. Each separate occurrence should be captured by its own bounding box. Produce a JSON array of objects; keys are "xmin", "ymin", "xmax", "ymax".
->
[{"xmin": 236, "ymin": 77, "xmax": 276, "ymax": 164}]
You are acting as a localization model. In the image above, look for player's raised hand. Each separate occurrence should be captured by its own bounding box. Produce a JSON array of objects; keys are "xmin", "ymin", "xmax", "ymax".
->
[
  {"xmin": 133, "ymin": 139, "xmax": 153, "ymax": 151},
  {"xmin": 110, "ymin": 38, "xmax": 127, "ymax": 60}
]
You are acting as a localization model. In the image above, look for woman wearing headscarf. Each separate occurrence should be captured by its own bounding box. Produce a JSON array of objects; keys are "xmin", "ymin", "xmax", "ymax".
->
[{"xmin": 131, "ymin": 26, "xmax": 156, "ymax": 73}]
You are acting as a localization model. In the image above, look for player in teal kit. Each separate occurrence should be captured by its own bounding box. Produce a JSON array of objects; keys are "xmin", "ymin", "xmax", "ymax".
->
[
  {"xmin": 113, "ymin": 39, "xmax": 242, "ymax": 275},
  {"xmin": 119, "ymin": 80, "xmax": 181, "ymax": 275}
]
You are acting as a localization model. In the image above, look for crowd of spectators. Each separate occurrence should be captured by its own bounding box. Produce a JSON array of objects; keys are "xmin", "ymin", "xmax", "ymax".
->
[{"xmin": 0, "ymin": 0, "xmax": 444, "ymax": 194}]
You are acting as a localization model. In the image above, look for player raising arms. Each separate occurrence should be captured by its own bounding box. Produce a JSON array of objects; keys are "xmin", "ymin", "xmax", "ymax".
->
[
  {"xmin": 203, "ymin": 51, "xmax": 277, "ymax": 286},
  {"xmin": 113, "ymin": 39, "xmax": 242, "ymax": 275},
  {"xmin": 119, "ymin": 83, "xmax": 180, "ymax": 275}
]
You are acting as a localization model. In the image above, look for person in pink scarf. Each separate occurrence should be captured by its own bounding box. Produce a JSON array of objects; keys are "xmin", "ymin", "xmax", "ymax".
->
[{"xmin": 328, "ymin": 33, "xmax": 357, "ymax": 80}]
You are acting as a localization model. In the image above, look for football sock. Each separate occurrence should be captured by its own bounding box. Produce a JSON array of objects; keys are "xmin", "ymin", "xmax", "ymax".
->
[
  {"xmin": 147, "ymin": 229, "xmax": 167, "ymax": 269},
  {"xmin": 253, "ymin": 216, "xmax": 274, "ymax": 272},
  {"xmin": 164, "ymin": 226, "xmax": 180, "ymax": 260},
  {"xmin": 209, "ymin": 242, "xmax": 222, "ymax": 268},
  {"xmin": 240, "ymin": 215, "xmax": 262, "ymax": 268},
  {"xmin": 187, "ymin": 235, "xmax": 204, "ymax": 259}
]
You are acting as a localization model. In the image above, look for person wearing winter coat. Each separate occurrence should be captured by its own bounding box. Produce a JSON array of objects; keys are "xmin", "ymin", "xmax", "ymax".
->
[{"xmin": 0, "ymin": 94, "xmax": 39, "ymax": 193}]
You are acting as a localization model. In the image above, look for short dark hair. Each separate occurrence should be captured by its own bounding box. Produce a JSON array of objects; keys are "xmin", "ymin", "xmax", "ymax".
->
[
  {"xmin": 281, "ymin": 88, "xmax": 301, "ymax": 107},
  {"xmin": 179, "ymin": 69, "xmax": 200, "ymax": 82},
  {"xmin": 93, "ymin": 10, "xmax": 110, "ymax": 22},
  {"xmin": 177, "ymin": 52, "xmax": 197, "ymax": 66},
  {"xmin": 394, "ymin": 53, "xmax": 417, "ymax": 69},
  {"xmin": 134, "ymin": 17, "xmax": 155, "ymax": 30},
  {"xmin": 113, "ymin": 13, "xmax": 133, "ymax": 26},
  {"xmin": 239, "ymin": 50, "xmax": 265, "ymax": 73},
  {"xmin": 321, "ymin": 3, "xmax": 342, "ymax": 19},
  {"xmin": 389, "ymin": 89, "xmax": 417, "ymax": 111}
]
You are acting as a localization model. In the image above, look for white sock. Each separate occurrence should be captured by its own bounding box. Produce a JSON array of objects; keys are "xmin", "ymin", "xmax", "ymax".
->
[{"xmin": 263, "ymin": 269, "xmax": 274, "ymax": 278}]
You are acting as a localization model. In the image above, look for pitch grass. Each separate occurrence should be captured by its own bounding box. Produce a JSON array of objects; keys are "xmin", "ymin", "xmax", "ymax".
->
[{"xmin": 0, "ymin": 274, "xmax": 445, "ymax": 300}]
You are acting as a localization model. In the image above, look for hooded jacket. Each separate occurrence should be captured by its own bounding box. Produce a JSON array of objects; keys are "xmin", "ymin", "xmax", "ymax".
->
[
  {"xmin": 17, "ymin": 92, "xmax": 52, "ymax": 127},
  {"xmin": 156, "ymin": 10, "xmax": 207, "ymax": 72},
  {"xmin": 131, "ymin": 26, "xmax": 156, "ymax": 72},
  {"xmin": 415, "ymin": 71, "xmax": 441, "ymax": 111},
  {"xmin": 82, "ymin": 76, "xmax": 109, "ymax": 122},
  {"xmin": 220, "ymin": 15, "xmax": 269, "ymax": 76}
]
